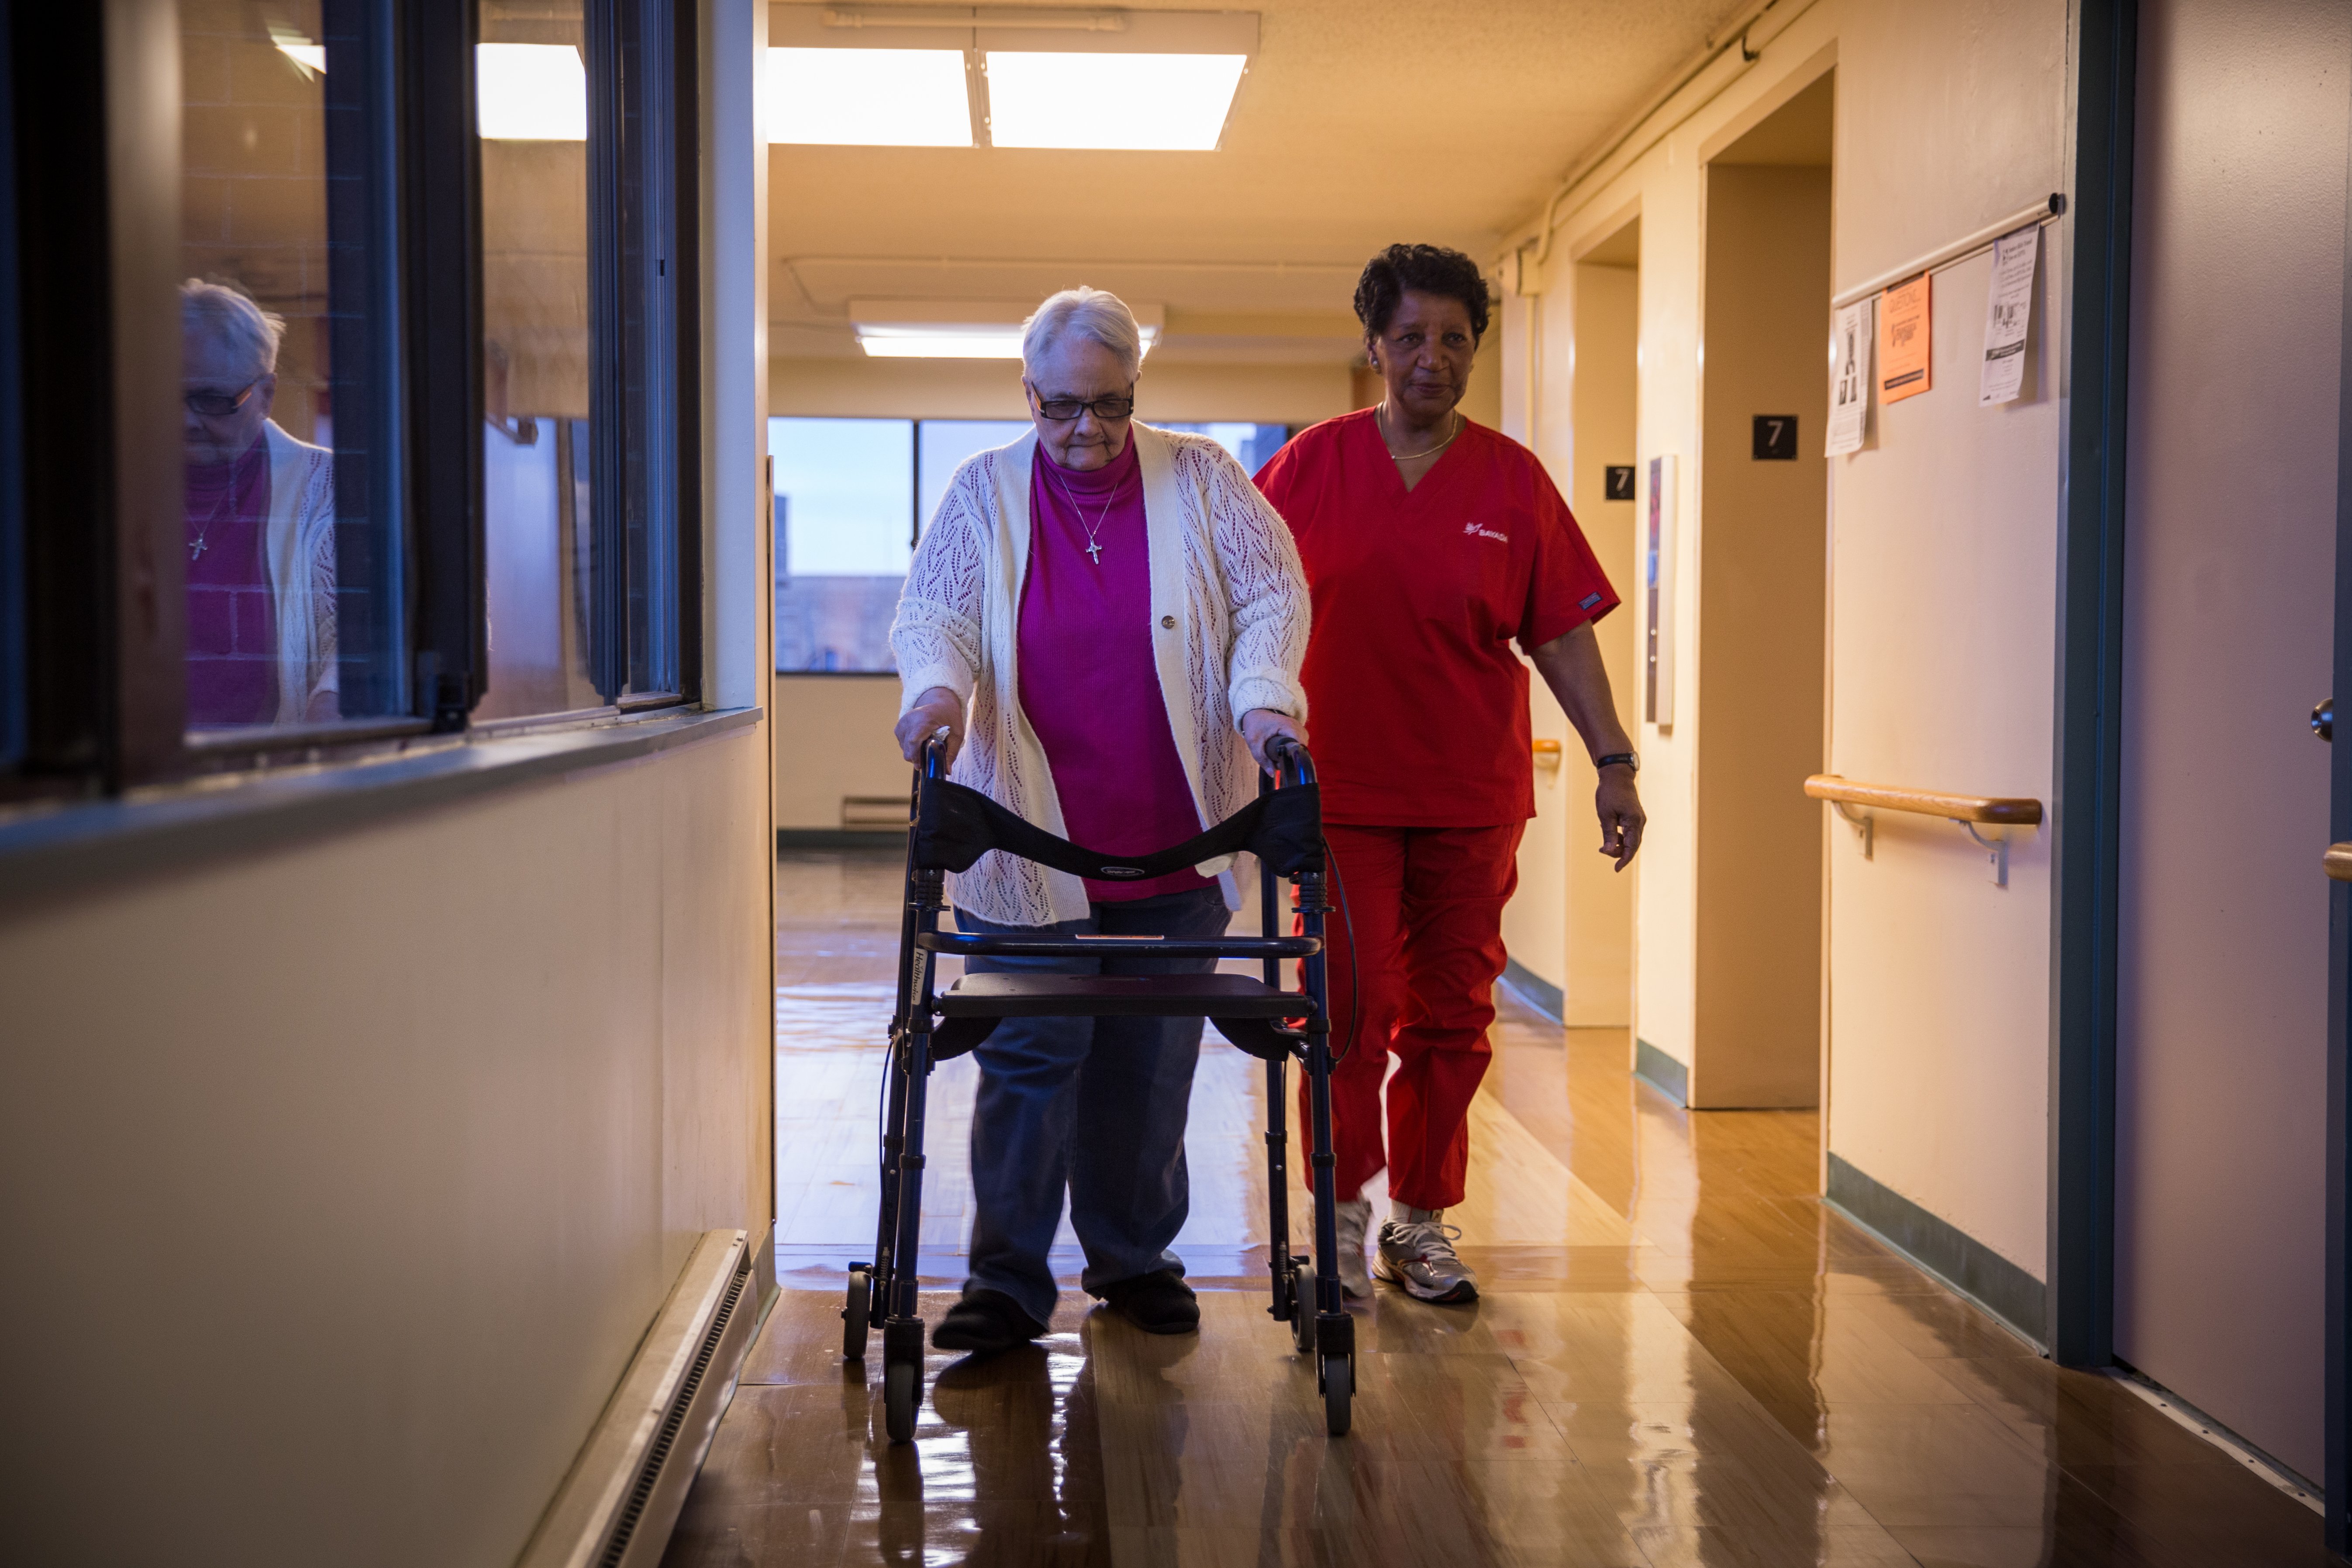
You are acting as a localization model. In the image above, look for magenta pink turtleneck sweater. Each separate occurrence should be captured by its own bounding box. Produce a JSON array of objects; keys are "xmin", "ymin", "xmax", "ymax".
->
[{"xmin": 1017, "ymin": 436, "xmax": 1211, "ymax": 903}]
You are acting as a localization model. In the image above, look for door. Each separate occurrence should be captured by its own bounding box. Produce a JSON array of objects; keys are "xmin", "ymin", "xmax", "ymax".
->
[{"xmin": 2115, "ymin": 0, "xmax": 2351, "ymax": 1487}]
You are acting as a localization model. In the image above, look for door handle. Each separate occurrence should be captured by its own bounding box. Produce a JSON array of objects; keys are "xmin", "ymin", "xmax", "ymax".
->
[{"xmin": 2315, "ymin": 699, "xmax": 2334, "ymax": 742}]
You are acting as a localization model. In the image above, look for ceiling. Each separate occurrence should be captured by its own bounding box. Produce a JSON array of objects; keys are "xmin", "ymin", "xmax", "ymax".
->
[{"xmin": 768, "ymin": 0, "xmax": 1754, "ymax": 362}]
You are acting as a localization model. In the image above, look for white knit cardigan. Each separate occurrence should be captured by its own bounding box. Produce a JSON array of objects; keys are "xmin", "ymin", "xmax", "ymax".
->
[{"xmin": 890, "ymin": 423, "xmax": 1310, "ymax": 927}]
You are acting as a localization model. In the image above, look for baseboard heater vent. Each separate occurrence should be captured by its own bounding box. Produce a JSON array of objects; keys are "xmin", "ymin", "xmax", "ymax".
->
[
  {"xmin": 517, "ymin": 1229, "xmax": 761, "ymax": 1568},
  {"xmin": 841, "ymin": 795, "xmax": 910, "ymax": 830}
]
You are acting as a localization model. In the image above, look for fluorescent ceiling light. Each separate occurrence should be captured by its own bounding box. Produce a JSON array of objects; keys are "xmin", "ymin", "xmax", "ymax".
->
[
  {"xmin": 984, "ymin": 52, "xmax": 1245, "ymax": 151},
  {"xmin": 769, "ymin": 47, "xmax": 972, "ymax": 146},
  {"xmin": 477, "ymin": 43, "xmax": 587, "ymax": 141},
  {"xmin": 855, "ymin": 321, "xmax": 1160, "ymax": 359},
  {"xmin": 858, "ymin": 326, "xmax": 1026, "ymax": 359}
]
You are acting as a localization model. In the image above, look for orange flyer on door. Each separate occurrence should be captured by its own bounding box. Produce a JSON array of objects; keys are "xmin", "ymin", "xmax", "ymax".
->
[{"xmin": 1879, "ymin": 275, "xmax": 1931, "ymax": 403}]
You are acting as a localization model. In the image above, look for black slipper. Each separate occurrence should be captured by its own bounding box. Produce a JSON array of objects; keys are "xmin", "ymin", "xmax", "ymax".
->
[
  {"xmin": 932, "ymin": 1287, "xmax": 1046, "ymax": 1355},
  {"xmin": 1098, "ymin": 1269, "xmax": 1200, "ymax": 1335}
]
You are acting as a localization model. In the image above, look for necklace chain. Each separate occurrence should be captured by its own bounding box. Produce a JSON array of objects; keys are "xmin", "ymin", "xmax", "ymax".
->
[
  {"xmin": 1046, "ymin": 456, "xmax": 1129, "ymax": 565},
  {"xmin": 1377, "ymin": 403, "xmax": 1463, "ymax": 462}
]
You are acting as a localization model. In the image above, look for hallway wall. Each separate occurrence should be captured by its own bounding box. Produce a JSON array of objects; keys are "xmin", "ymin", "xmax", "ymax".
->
[
  {"xmin": 776, "ymin": 673, "xmax": 908, "ymax": 830},
  {"xmin": 0, "ymin": 728, "xmax": 774, "ymax": 1565},
  {"xmin": 1501, "ymin": 0, "xmax": 2072, "ymax": 1315}
]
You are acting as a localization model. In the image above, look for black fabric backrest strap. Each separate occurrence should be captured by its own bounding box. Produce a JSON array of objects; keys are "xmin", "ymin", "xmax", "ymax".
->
[{"xmin": 914, "ymin": 775, "xmax": 1324, "ymax": 882}]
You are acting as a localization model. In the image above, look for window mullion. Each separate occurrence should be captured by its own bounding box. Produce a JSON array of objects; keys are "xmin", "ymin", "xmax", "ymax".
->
[
  {"xmin": 402, "ymin": 1, "xmax": 486, "ymax": 730},
  {"xmin": 586, "ymin": 0, "xmax": 628, "ymax": 704}
]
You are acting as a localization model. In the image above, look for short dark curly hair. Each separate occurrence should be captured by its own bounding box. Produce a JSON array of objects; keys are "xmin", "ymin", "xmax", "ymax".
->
[{"xmin": 1353, "ymin": 243, "xmax": 1492, "ymax": 342}]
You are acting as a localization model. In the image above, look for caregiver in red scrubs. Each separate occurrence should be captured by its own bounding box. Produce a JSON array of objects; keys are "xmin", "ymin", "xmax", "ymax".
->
[{"xmin": 1253, "ymin": 243, "xmax": 1645, "ymax": 1306}]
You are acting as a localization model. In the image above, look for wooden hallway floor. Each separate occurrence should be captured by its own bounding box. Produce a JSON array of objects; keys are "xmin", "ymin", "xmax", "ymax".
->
[{"xmin": 661, "ymin": 849, "xmax": 2333, "ymax": 1567}]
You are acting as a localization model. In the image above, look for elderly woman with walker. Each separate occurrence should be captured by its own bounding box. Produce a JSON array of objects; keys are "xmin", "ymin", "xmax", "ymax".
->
[
  {"xmin": 888, "ymin": 287, "xmax": 1311, "ymax": 1354},
  {"xmin": 1253, "ymin": 244, "xmax": 1646, "ymax": 1306}
]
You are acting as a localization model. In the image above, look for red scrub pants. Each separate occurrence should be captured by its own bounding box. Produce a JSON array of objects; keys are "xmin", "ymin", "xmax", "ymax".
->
[{"xmin": 1299, "ymin": 821, "xmax": 1524, "ymax": 1211}]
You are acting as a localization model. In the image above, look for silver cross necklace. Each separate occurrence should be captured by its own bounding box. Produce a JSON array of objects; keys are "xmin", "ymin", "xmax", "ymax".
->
[{"xmin": 1046, "ymin": 458, "xmax": 1129, "ymax": 565}]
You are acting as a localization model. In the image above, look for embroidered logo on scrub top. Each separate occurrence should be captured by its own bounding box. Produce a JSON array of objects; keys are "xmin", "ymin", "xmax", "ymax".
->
[{"xmin": 1463, "ymin": 522, "xmax": 1508, "ymax": 543}]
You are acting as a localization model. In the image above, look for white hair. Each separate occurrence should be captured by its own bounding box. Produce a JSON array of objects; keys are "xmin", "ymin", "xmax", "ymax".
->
[
  {"xmin": 180, "ymin": 279, "xmax": 285, "ymax": 380},
  {"xmin": 1021, "ymin": 286, "xmax": 1142, "ymax": 381}
]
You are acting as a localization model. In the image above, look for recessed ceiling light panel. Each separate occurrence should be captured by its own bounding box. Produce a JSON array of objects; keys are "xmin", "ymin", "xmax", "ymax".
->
[
  {"xmin": 769, "ymin": 47, "xmax": 973, "ymax": 146},
  {"xmin": 477, "ymin": 43, "xmax": 588, "ymax": 141},
  {"xmin": 983, "ymin": 52, "xmax": 1246, "ymax": 151}
]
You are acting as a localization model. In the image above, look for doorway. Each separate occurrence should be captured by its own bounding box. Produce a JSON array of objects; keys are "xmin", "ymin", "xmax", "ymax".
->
[
  {"xmin": 1688, "ymin": 72, "xmax": 1832, "ymax": 1108},
  {"xmin": 1562, "ymin": 220, "xmax": 1640, "ymax": 1025},
  {"xmin": 1502, "ymin": 217, "xmax": 1640, "ymax": 1025}
]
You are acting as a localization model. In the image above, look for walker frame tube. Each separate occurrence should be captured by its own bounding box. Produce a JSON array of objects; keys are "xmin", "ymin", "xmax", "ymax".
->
[{"xmin": 1259, "ymin": 770, "xmax": 1297, "ymax": 1327}]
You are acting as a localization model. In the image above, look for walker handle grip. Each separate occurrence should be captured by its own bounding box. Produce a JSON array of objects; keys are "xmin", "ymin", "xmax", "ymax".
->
[{"xmin": 1266, "ymin": 735, "xmax": 1315, "ymax": 788}]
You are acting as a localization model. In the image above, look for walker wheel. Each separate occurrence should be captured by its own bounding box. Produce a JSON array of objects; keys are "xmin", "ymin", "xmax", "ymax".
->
[
  {"xmin": 884, "ymin": 1359, "xmax": 921, "ymax": 1444},
  {"xmin": 1288, "ymin": 1259, "xmax": 1316, "ymax": 1354},
  {"xmin": 841, "ymin": 1267, "xmax": 872, "ymax": 1360},
  {"xmin": 1320, "ymin": 1352, "xmax": 1352, "ymax": 1437}
]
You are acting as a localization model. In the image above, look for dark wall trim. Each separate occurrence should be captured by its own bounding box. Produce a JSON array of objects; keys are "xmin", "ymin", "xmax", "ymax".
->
[
  {"xmin": 2326, "ymin": 17, "xmax": 2352, "ymax": 1547},
  {"xmin": 1634, "ymin": 1037, "xmax": 1688, "ymax": 1106},
  {"xmin": 1500, "ymin": 957, "xmax": 1564, "ymax": 1022},
  {"xmin": 2048, "ymin": 0, "xmax": 2135, "ymax": 1373},
  {"xmin": 1830, "ymin": 1153, "xmax": 2048, "ymax": 1347},
  {"xmin": 0, "ymin": 707, "xmax": 758, "ymax": 919}
]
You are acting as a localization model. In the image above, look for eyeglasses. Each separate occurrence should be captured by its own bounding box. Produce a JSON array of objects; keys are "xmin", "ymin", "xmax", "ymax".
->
[
  {"xmin": 184, "ymin": 379, "xmax": 262, "ymax": 418},
  {"xmin": 1031, "ymin": 390, "xmax": 1135, "ymax": 423}
]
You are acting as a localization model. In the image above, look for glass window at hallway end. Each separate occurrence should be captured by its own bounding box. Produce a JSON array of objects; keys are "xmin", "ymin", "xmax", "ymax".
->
[
  {"xmin": 180, "ymin": 1, "xmax": 405, "ymax": 734},
  {"xmin": 773, "ymin": 417, "xmax": 914, "ymax": 674}
]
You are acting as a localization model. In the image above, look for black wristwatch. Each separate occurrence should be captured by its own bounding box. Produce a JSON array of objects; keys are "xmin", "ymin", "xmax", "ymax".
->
[{"xmin": 1595, "ymin": 751, "xmax": 1639, "ymax": 774}]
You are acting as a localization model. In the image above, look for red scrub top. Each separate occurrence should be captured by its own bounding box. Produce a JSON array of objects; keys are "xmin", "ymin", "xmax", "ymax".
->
[{"xmin": 1253, "ymin": 410, "xmax": 1618, "ymax": 827}]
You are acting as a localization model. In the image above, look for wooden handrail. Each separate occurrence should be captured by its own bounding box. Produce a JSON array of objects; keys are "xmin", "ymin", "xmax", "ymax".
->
[
  {"xmin": 1804, "ymin": 775, "xmax": 2043, "ymax": 826},
  {"xmin": 2325, "ymin": 844, "xmax": 2352, "ymax": 882}
]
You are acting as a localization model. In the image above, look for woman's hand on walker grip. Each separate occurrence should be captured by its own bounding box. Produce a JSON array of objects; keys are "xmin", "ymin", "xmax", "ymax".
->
[
  {"xmin": 1241, "ymin": 708, "xmax": 1305, "ymax": 775},
  {"xmin": 895, "ymin": 687, "xmax": 966, "ymax": 766}
]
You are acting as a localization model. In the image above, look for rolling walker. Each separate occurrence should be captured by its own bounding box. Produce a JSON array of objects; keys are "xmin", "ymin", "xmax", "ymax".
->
[{"xmin": 839, "ymin": 733, "xmax": 1355, "ymax": 1441}]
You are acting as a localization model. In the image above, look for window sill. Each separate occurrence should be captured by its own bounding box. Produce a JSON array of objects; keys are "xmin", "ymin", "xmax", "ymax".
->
[{"xmin": 0, "ymin": 706, "xmax": 760, "ymax": 913}]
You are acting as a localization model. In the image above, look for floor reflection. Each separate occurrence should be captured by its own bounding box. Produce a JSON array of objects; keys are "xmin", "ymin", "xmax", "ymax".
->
[{"xmin": 658, "ymin": 851, "xmax": 2338, "ymax": 1567}]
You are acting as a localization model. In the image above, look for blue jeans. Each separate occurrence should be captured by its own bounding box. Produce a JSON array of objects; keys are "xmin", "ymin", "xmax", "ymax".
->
[{"xmin": 953, "ymin": 883, "xmax": 1229, "ymax": 1327}]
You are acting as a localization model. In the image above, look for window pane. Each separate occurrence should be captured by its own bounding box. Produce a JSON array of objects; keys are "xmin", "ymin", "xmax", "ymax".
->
[
  {"xmin": 1156, "ymin": 422, "xmax": 1292, "ymax": 473},
  {"xmin": 772, "ymin": 417, "xmax": 911, "ymax": 673},
  {"xmin": 476, "ymin": 3, "xmax": 600, "ymax": 720},
  {"xmin": 180, "ymin": 0, "xmax": 405, "ymax": 731},
  {"xmin": 917, "ymin": 420, "xmax": 1029, "ymax": 537}
]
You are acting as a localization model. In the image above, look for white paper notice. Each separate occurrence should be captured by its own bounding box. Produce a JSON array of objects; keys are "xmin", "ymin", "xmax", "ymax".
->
[
  {"xmin": 1825, "ymin": 297, "xmax": 1872, "ymax": 456},
  {"xmin": 1979, "ymin": 224, "xmax": 2039, "ymax": 406}
]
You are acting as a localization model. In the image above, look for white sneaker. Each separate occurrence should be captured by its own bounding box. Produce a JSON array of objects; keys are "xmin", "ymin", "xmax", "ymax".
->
[
  {"xmin": 1332, "ymin": 1197, "xmax": 1373, "ymax": 1299},
  {"xmin": 1376, "ymin": 1213, "xmax": 1479, "ymax": 1304}
]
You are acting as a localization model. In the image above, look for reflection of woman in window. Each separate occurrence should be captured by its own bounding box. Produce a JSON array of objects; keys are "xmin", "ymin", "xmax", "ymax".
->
[{"xmin": 181, "ymin": 280, "xmax": 337, "ymax": 727}]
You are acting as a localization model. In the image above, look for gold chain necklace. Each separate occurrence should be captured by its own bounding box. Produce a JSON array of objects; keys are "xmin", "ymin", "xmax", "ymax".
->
[{"xmin": 1376, "ymin": 403, "xmax": 1463, "ymax": 462}]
